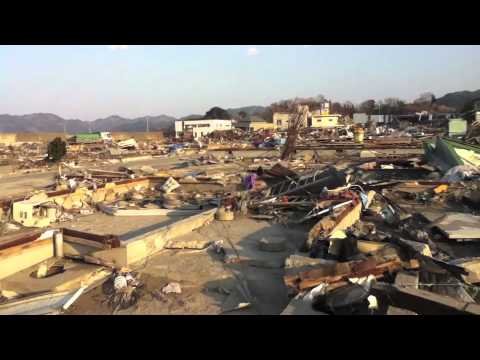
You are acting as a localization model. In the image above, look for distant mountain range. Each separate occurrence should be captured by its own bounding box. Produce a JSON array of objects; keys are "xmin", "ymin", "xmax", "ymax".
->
[
  {"xmin": 0, "ymin": 113, "xmax": 177, "ymax": 133},
  {"xmin": 180, "ymin": 106, "xmax": 267, "ymax": 121},
  {"xmin": 436, "ymin": 89, "xmax": 480, "ymax": 112},
  {"xmin": 226, "ymin": 106, "xmax": 267, "ymax": 119},
  {"xmin": 179, "ymin": 114, "xmax": 204, "ymax": 121},
  {"xmin": 0, "ymin": 106, "xmax": 268, "ymax": 133},
  {"xmin": 0, "ymin": 92, "xmax": 478, "ymax": 133}
]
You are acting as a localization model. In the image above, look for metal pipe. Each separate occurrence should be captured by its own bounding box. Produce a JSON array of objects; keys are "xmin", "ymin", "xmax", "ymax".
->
[{"xmin": 299, "ymin": 200, "xmax": 354, "ymax": 223}]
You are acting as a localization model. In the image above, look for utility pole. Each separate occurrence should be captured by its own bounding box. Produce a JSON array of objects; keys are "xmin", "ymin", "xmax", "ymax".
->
[{"xmin": 146, "ymin": 117, "xmax": 150, "ymax": 132}]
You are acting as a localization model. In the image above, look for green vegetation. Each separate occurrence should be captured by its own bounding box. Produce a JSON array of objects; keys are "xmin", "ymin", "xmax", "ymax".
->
[{"xmin": 47, "ymin": 137, "xmax": 67, "ymax": 162}]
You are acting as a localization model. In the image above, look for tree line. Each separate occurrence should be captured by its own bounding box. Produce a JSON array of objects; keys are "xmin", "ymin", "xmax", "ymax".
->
[
  {"xmin": 268, "ymin": 92, "xmax": 446, "ymax": 117},
  {"xmin": 201, "ymin": 91, "xmax": 457, "ymax": 124}
]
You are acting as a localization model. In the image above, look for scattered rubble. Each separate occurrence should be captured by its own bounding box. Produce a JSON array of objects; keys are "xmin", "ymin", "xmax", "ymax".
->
[
  {"xmin": 1, "ymin": 123, "xmax": 480, "ymax": 316},
  {"xmin": 162, "ymin": 282, "xmax": 182, "ymax": 294}
]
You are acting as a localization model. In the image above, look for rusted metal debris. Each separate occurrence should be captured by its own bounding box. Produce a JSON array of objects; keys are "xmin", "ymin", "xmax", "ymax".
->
[{"xmin": 285, "ymin": 257, "xmax": 403, "ymax": 292}]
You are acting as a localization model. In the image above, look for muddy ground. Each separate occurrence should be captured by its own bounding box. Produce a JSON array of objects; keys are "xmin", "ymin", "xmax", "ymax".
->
[{"xmin": 65, "ymin": 217, "xmax": 310, "ymax": 315}]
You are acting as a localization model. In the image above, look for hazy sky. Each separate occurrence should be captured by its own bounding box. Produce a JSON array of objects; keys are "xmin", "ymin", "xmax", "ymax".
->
[{"xmin": 1, "ymin": 45, "xmax": 479, "ymax": 120}]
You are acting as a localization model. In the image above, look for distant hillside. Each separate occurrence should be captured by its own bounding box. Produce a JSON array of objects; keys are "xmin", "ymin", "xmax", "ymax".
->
[
  {"xmin": 180, "ymin": 107, "xmax": 267, "ymax": 121},
  {"xmin": 227, "ymin": 106, "xmax": 266, "ymax": 119},
  {"xmin": 5, "ymin": 92, "xmax": 479, "ymax": 134},
  {"xmin": 180, "ymin": 114, "xmax": 204, "ymax": 121},
  {"xmin": 91, "ymin": 115, "xmax": 176, "ymax": 132},
  {"xmin": 0, "ymin": 113, "xmax": 176, "ymax": 133},
  {"xmin": 436, "ymin": 89, "xmax": 480, "ymax": 111}
]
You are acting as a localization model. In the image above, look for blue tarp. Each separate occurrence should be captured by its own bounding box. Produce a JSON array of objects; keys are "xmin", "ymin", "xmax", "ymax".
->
[{"xmin": 169, "ymin": 144, "xmax": 185, "ymax": 151}]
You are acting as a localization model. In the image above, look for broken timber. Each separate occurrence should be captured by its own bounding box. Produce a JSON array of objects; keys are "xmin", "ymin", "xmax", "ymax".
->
[
  {"xmin": 284, "ymin": 257, "xmax": 402, "ymax": 292},
  {"xmin": 62, "ymin": 228, "xmax": 120, "ymax": 249},
  {"xmin": 372, "ymin": 282, "xmax": 480, "ymax": 315}
]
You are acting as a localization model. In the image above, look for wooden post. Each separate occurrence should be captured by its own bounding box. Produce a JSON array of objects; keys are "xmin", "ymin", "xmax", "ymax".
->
[{"xmin": 54, "ymin": 232, "xmax": 64, "ymax": 258}]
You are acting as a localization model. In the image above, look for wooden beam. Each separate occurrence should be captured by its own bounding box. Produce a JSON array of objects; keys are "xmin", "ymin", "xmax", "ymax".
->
[
  {"xmin": 62, "ymin": 228, "xmax": 120, "ymax": 248},
  {"xmin": 63, "ymin": 235, "xmax": 110, "ymax": 250},
  {"xmin": 372, "ymin": 282, "xmax": 480, "ymax": 315}
]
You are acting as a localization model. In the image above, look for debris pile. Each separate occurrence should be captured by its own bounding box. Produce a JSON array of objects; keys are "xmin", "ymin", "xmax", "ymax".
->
[
  {"xmin": 3, "ymin": 120, "xmax": 480, "ymax": 316},
  {"xmin": 103, "ymin": 267, "xmax": 143, "ymax": 312}
]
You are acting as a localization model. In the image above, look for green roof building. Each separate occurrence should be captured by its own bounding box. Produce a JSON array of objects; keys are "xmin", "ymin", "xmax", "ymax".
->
[{"xmin": 73, "ymin": 132, "xmax": 103, "ymax": 143}]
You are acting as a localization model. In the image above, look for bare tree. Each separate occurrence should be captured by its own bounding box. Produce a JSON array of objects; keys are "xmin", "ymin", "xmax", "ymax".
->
[
  {"xmin": 331, "ymin": 102, "xmax": 343, "ymax": 114},
  {"xmin": 343, "ymin": 101, "xmax": 355, "ymax": 117},
  {"xmin": 382, "ymin": 97, "xmax": 406, "ymax": 114},
  {"xmin": 280, "ymin": 104, "xmax": 308, "ymax": 160},
  {"xmin": 414, "ymin": 92, "xmax": 436, "ymax": 105},
  {"xmin": 271, "ymin": 94, "xmax": 329, "ymax": 113},
  {"xmin": 359, "ymin": 99, "xmax": 376, "ymax": 115}
]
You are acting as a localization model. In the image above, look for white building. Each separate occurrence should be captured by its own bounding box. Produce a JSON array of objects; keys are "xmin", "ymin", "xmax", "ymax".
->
[
  {"xmin": 353, "ymin": 113, "xmax": 394, "ymax": 125},
  {"xmin": 100, "ymin": 132, "xmax": 113, "ymax": 142},
  {"xmin": 370, "ymin": 114, "xmax": 394, "ymax": 123},
  {"xmin": 175, "ymin": 119, "xmax": 233, "ymax": 139},
  {"xmin": 353, "ymin": 113, "xmax": 369, "ymax": 125}
]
